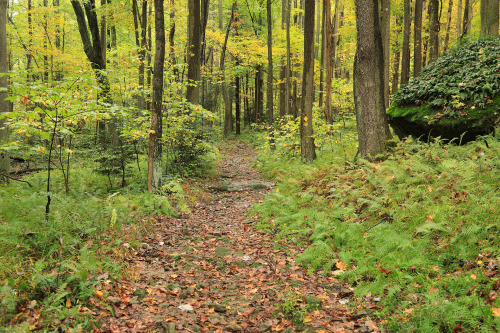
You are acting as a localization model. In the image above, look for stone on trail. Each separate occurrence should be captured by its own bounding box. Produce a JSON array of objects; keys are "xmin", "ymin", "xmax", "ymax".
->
[
  {"xmin": 258, "ymin": 322, "xmax": 273, "ymax": 332},
  {"xmin": 210, "ymin": 303, "xmax": 228, "ymax": 313},
  {"xmin": 225, "ymin": 323, "xmax": 243, "ymax": 332}
]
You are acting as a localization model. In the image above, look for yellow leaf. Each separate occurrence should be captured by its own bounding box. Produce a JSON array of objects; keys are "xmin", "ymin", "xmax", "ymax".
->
[
  {"xmin": 37, "ymin": 147, "xmax": 46, "ymax": 153},
  {"xmin": 303, "ymin": 316, "xmax": 312, "ymax": 323},
  {"xmin": 492, "ymin": 308, "xmax": 500, "ymax": 317},
  {"xmin": 93, "ymin": 290, "xmax": 104, "ymax": 300},
  {"xmin": 66, "ymin": 298, "xmax": 71, "ymax": 308},
  {"xmin": 470, "ymin": 274, "xmax": 477, "ymax": 280},
  {"xmin": 276, "ymin": 188, "xmax": 280, "ymax": 193},
  {"xmin": 477, "ymin": 260, "xmax": 484, "ymax": 266},
  {"xmin": 304, "ymin": 116, "xmax": 308, "ymax": 122}
]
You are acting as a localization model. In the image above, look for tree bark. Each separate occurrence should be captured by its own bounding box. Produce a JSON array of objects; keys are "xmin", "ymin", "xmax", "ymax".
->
[
  {"xmin": 301, "ymin": 0, "xmax": 316, "ymax": 161},
  {"xmin": 462, "ymin": 0, "xmax": 472, "ymax": 37},
  {"xmin": 444, "ymin": 0, "xmax": 453, "ymax": 51},
  {"xmin": 354, "ymin": 0, "xmax": 392, "ymax": 158},
  {"xmin": 148, "ymin": 0, "xmax": 165, "ymax": 192},
  {"xmin": 401, "ymin": 0, "xmax": 412, "ymax": 85},
  {"xmin": 379, "ymin": 0, "xmax": 390, "ymax": 109},
  {"xmin": 267, "ymin": 0, "xmax": 274, "ymax": 136},
  {"xmin": 0, "ymin": 0, "xmax": 9, "ymax": 181},
  {"xmin": 481, "ymin": 0, "xmax": 499, "ymax": 36},
  {"xmin": 324, "ymin": 0, "xmax": 333, "ymax": 124},
  {"xmin": 428, "ymin": 0, "xmax": 439, "ymax": 63},
  {"xmin": 285, "ymin": 0, "xmax": 291, "ymax": 116},
  {"xmin": 186, "ymin": 0, "xmax": 201, "ymax": 104},
  {"xmin": 414, "ymin": 0, "xmax": 423, "ymax": 76},
  {"xmin": 392, "ymin": 16, "xmax": 402, "ymax": 93},
  {"xmin": 456, "ymin": 0, "xmax": 463, "ymax": 37}
]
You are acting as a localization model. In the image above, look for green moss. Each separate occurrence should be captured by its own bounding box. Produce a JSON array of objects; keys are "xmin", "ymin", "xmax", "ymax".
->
[{"xmin": 388, "ymin": 94, "xmax": 500, "ymax": 126}]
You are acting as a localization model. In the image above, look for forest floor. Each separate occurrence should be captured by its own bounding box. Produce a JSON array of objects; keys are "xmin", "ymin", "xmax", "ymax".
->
[{"xmin": 97, "ymin": 142, "xmax": 379, "ymax": 333}]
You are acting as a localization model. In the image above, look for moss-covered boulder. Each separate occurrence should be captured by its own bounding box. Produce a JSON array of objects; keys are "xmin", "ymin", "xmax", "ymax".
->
[{"xmin": 388, "ymin": 38, "xmax": 500, "ymax": 143}]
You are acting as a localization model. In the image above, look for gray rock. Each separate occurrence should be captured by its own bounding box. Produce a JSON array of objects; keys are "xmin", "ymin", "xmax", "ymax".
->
[
  {"xmin": 162, "ymin": 323, "xmax": 176, "ymax": 333},
  {"xmin": 210, "ymin": 303, "xmax": 228, "ymax": 313},
  {"xmin": 133, "ymin": 289, "xmax": 146, "ymax": 298},
  {"xmin": 107, "ymin": 296, "xmax": 122, "ymax": 304},
  {"xmin": 225, "ymin": 323, "xmax": 243, "ymax": 332},
  {"xmin": 258, "ymin": 323, "xmax": 272, "ymax": 332}
]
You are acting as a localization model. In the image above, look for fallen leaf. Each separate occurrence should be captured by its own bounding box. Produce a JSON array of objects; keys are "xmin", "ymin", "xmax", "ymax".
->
[
  {"xmin": 492, "ymin": 308, "xmax": 500, "ymax": 317},
  {"xmin": 336, "ymin": 261, "xmax": 347, "ymax": 270}
]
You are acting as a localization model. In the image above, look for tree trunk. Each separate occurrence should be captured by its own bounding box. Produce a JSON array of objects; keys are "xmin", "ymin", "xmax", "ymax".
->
[
  {"xmin": 462, "ymin": 0, "xmax": 472, "ymax": 37},
  {"xmin": 148, "ymin": 0, "xmax": 165, "ymax": 192},
  {"xmin": 301, "ymin": 0, "xmax": 316, "ymax": 161},
  {"xmin": 456, "ymin": 0, "xmax": 462, "ymax": 37},
  {"xmin": 169, "ymin": 0, "xmax": 178, "ymax": 82},
  {"xmin": 401, "ymin": 0, "xmax": 412, "ymax": 85},
  {"xmin": 324, "ymin": 0, "xmax": 333, "ymax": 124},
  {"xmin": 186, "ymin": 0, "xmax": 201, "ymax": 104},
  {"xmin": 414, "ymin": 0, "xmax": 423, "ymax": 76},
  {"xmin": 481, "ymin": 0, "xmax": 499, "ymax": 36},
  {"xmin": 380, "ymin": 0, "xmax": 390, "ymax": 109},
  {"xmin": 267, "ymin": 0, "xmax": 274, "ymax": 137},
  {"xmin": 354, "ymin": 0, "xmax": 392, "ymax": 158},
  {"xmin": 428, "ymin": 0, "xmax": 439, "ymax": 63},
  {"xmin": 392, "ymin": 16, "xmax": 402, "ymax": 93},
  {"xmin": 444, "ymin": 0, "xmax": 453, "ymax": 51},
  {"xmin": 0, "ymin": 0, "xmax": 9, "ymax": 181},
  {"xmin": 285, "ymin": 0, "xmax": 291, "ymax": 116}
]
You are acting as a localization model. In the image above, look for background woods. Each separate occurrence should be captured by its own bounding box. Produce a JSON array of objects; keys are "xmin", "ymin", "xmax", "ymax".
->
[{"xmin": 0, "ymin": 0, "xmax": 499, "ymax": 331}]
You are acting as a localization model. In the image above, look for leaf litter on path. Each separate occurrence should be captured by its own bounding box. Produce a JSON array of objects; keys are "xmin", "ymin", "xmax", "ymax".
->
[{"xmin": 98, "ymin": 143, "xmax": 379, "ymax": 332}]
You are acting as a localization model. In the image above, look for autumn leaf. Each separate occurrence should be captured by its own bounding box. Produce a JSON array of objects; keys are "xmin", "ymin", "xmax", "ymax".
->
[
  {"xmin": 336, "ymin": 261, "xmax": 347, "ymax": 270},
  {"xmin": 37, "ymin": 147, "xmax": 46, "ymax": 153},
  {"xmin": 303, "ymin": 316, "xmax": 312, "ymax": 323},
  {"xmin": 93, "ymin": 290, "xmax": 104, "ymax": 300},
  {"xmin": 244, "ymin": 224, "xmax": 250, "ymax": 231},
  {"xmin": 492, "ymin": 308, "xmax": 500, "ymax": 317}
]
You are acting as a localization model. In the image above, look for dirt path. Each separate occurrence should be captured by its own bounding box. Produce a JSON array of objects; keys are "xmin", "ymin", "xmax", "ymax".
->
[{"xmin": 99, "ymin": 143, "xmax": 378, "ymax": 333}]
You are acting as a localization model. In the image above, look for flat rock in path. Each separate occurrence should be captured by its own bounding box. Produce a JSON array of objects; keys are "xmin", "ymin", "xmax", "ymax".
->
[{"xmin": 208, "ymin": 180, "xmax": 273, "ymax": 192}]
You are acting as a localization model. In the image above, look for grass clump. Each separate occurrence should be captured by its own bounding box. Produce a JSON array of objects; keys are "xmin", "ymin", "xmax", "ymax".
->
[{"xmin": 253, "ymin": 125, "xmax": 500, "ymax": 331}]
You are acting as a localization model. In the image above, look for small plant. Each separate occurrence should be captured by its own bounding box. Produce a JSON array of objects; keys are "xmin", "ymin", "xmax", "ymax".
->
[{"xmin": 279, "ymin": 290, "xmax": 308, "ymax": 325}]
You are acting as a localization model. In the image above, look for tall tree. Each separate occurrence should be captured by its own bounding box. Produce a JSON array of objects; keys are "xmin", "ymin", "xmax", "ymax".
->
[
  {"xmin": 324, "ymin": 0, "xmax": 334, "ymax": 124},
  {"xmin": 300, "ymin": 0, "xmax": 316, "ymax": 161},
  {"xmin": 414, "ymin": 0, "xmax": 423, "ymax": 76},
  {"xmin": 148, "ymin": 0, "xmax": 165, "ymax": 192},
  {"xmin": 400, "ymin": 0, "xmax": 412, "ymax": 85},
  {"xmin": 132, "ymin": 0, "xmax": 148, "ymax": 109},
  {"xmin": 481, "ymin": 0, "xmax": 499, "ymax": 36},
  {"xmin": 0, "ymin": 0, "xmax": 9, "ymax": 181},
  {"xmin": 444, "ymin": 0, "xmax": 454, "ymax": 51},
  {"xmin": 267, "ymin": 0, "xmax": 274, "ymax": 143},
  {"xmin": 380, "ymin": 0, "xmax": 390, "ymax": 108},
  {"xmin": 354, "ymin": 0, "xmax": 392, "ymax": 158},
  {"xmin": 186, "ymin": 0, "xmax": 201, "ymax": 104},
  {"xmin": 285, "ymin": 0, "xmax": 291, "ymax": 116},
  {"xmin": 428, "ymin": 0, "xmax": 439, "ymax": 62}
]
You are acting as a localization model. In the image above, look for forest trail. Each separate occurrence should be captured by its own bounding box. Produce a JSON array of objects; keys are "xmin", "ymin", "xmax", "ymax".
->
[{"xmin": 99, "ymin": 143, "xmax": 378, "ymax": 333}]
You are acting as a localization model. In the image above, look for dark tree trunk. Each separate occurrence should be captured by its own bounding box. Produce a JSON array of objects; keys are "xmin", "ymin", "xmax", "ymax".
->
[
  {"xmin": 414, "ymin": 0, "xmax": 423, "ymax": 76},
  {"xmin": 480, "ymin": 0, "xmax": 499, "ymax": 36},
  {"xmin": 354, "ymin": 0, "xmax": 392, "ymax": 158},
  {"xmin": 267, "ymin": 0, "xmax": 274, "ymax": 143},
  {"xmin": 428, "ymin": 0, "xmax": 439, "ymax": 63},
  {"xmin": 186, "ymin": 0, "xmax": 201, "ymax": 104},
  {"xmin": 392, "ymin": 16, "xmax": 402, "ymax": 93},
  {"xmin": 0, "ymin": 0, "xmax": 9, "ymax": 180},
  {"xmin": 401, "ymin": 0, "xmax": 412, "ymax": 85},
  {"xmin": 301, "ymin": 0, "xmax": 316, "ymax": 161},
  {"xmin": 148, "ymin": 0, "xmax": 165, "ymax": 192},
  {"xmin": 444, "ymin": 0, "xmax": 453, "ymax": 51},
  {"xmin": 324, "ymin": 0, "xmax": 333, "ymax": 124}
]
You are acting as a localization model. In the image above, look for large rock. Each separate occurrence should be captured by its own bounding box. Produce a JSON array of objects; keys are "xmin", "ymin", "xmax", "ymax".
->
[
  {"xmin": 387, "ymin": 99, "xmax": 500, "ymax": 143},
  {"xmin": 388, "ymin": 38, "xmax": 500, "ymax": 143}
]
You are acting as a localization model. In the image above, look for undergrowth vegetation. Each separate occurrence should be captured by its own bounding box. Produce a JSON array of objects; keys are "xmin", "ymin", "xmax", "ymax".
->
[
  {"xmin": 0, "ymin": 126, "xmax": 218, "ymax": 331},
  {"xmin": 253, "ymin": 122, "xmax": 500, "ymax": 331}
]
